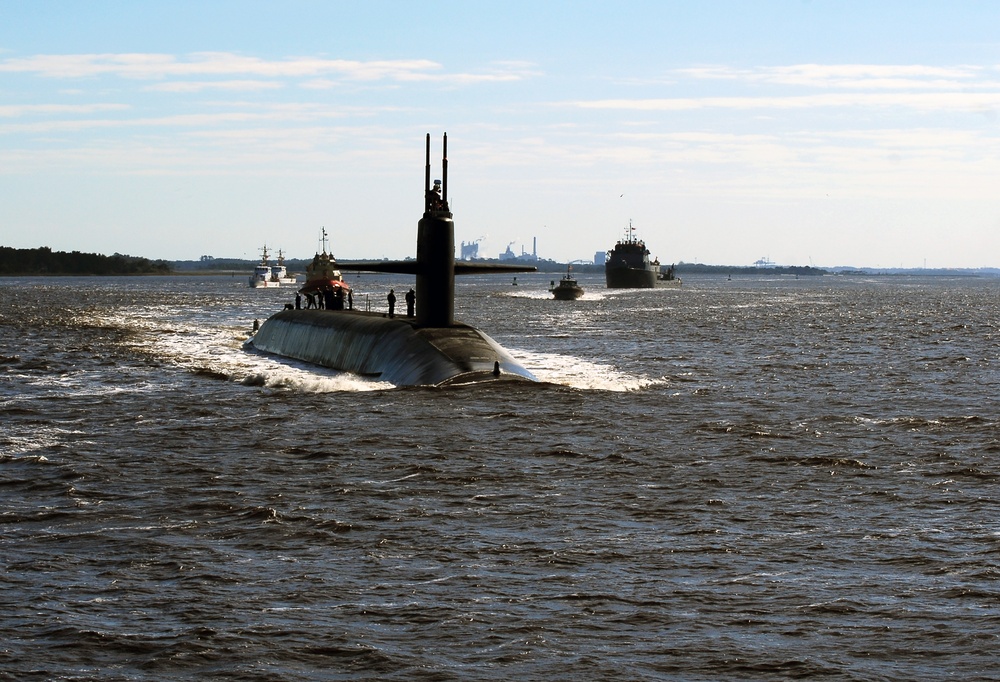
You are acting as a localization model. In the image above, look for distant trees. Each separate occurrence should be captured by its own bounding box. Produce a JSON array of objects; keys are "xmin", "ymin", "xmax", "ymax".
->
[
  {"xmin": 0, "ymin": 246, "xmax": 172, "ymax": 275},
  {"xmin": 672, "ymin": 262, "xmax": 828, "ymax": 276}
]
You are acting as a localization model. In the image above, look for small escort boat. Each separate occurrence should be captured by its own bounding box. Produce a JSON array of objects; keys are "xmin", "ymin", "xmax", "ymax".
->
[
  {"xmin": 550, "ymin": 267, "xmax": 584, "ymax": 300},
  {"xmin": 658, "ymin": 262, "xmax": 681, "ymax": 286}
]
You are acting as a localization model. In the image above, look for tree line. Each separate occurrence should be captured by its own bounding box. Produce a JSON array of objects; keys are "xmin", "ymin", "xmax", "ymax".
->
[{"xmin": 0, "ymin": 246, "xmax": 172, "ymax": 275}]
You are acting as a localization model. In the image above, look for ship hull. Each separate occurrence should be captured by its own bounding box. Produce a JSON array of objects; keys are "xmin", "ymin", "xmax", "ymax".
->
[
  {"xmin": 249, "ymin": 279, "xmax": 283, "ymax": 288},
  {"xmin": 299, "ymin": 278, "xmax": 349, "ymax": 295},
  {"xmin": 551, "ymin": 284, "xmax": 584, "ymax": 300},
  {"xmin": 605, "ymin": 265, "xmax": 658, "ymax": 288},
  {"xmin": 245, "ymin": 309, "xmax": 536, "ymax": 387}
]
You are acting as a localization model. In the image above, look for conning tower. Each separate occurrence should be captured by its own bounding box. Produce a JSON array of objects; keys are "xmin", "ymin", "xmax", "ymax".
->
[
  {"xmin": 417, "ymin": 133, "xmax": 455, "ymax": 326},
  {"xmin": 336, "ymin": 133, "xmax": 536, "ymax": 325}
]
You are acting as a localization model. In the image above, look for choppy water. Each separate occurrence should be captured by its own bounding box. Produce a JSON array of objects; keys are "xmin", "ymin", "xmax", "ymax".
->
[{"xmin": 2, "ymin": 272, "xmax": 999, "ymax": 680}]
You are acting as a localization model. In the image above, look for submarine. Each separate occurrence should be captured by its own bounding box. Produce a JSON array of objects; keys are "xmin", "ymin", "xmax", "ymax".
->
[{"xmin": 245, "ymin": 133, "xmax": 539, "ymax": 387}]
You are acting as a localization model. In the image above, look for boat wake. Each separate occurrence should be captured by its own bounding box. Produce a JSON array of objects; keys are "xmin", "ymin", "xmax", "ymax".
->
[
  {"xmin": 86, "ymin": 308, "xmax": 394, "ymax": 392},
  {"xmin": 504, "ymin": 289, "xmax": 611, "ymax": 301},
  {"xmin": 83, "ymin": 306, "xmax": 658, "ymax": 393},
  {"xmin": 510, "ymin": 348, "xmax": 664, "ymax": 392}
]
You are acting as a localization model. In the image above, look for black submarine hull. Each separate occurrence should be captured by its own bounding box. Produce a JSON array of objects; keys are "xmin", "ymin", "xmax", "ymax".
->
[{"xmin": 245, "ymin": 309, "xmax": 536, "ymax": 387}]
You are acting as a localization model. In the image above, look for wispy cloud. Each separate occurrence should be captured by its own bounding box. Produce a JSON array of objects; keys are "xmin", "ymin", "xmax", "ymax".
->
[
  {"xmin": 0, "ymin": 112, "xmax": 267, "ymax": 134},
  {"xmin": 676, "ymin": 64, "xmax": 986, "ymax": 90},
  {"xmin": 0, "ymin": 52, "xmax": 538, "ymax": 86},
  {"xmin": 0, "ymin": 103, "xmax": 129, "ymax": 118},
  {"xmin": 0, "ymin": 52, "xmax": 437, "ymax": 80},
  {"xmin": 0, "ymin": 102, "xmax": 400, "ymax": 134},
  {"xmin": 574, "ymin": 92, "xmax": 1000, "ymax": 112},
  {"xmin": 143, "ymin": 79, "xmax": 285, "ymax": 93}
]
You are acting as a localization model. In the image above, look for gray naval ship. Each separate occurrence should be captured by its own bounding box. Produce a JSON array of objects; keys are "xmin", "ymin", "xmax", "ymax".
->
[{"xmin": 245, "ymin": 134, "xmax": 539, "ymax": 387}]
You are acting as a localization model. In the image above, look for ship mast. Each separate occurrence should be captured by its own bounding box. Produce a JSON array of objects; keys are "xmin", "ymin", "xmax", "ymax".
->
[{"xmin": 318, "ymin": 227, "xmax": 330, "ymax": 256}]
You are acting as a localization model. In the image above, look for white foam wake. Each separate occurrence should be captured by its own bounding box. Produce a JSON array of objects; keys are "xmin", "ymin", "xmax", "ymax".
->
[
  {"xmin": 509, "ymin": 348, "xmax": 663, "ymax": 392},
  {"xmin": 87, "ymin": 308, "xmax": 394, "ymax": 392}
]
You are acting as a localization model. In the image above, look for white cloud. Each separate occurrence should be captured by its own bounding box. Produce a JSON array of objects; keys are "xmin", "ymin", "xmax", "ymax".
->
[
  {"xmin": 0, "ymin": 52, "xmax": 538, "ymax": 87},
  {"xmin": 573, "ymin": 91, "xmax": 1000, "ymax": 112},
  {"xmin": 0, "ymin": 52, "xmax": 442, "ymax": 80},
  {"xmin": 670, "ymin": 63, "xmax": 995, "ymax": 92},
  {"xmin": 0, "ymin": 103, "xmax": 129, "ymax": 118},
  {"xmin": 0, "ymin": 102, "xmax": 400, "ymax": 134},
  {"xmin": 678, "ymin": 63, "xmax": 983, "ymax": 87},
  {"xmin": 143, "ymin": 80, "xmax": 284, "ymax": 92},
  {"xmin": 0, "ymin": 111, "xmax": 267, "ymax": 134}
]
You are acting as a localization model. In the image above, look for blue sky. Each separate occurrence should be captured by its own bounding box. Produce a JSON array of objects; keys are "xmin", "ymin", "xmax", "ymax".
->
[{"xmin": 3, "ymin": 1, "xmax": 1000, "ymax": 267}]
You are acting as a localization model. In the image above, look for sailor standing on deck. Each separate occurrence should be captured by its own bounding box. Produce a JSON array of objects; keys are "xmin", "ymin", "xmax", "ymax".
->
[{"xmin": 387, "ymin": 289, "xmax": 396, "ymax": 317}]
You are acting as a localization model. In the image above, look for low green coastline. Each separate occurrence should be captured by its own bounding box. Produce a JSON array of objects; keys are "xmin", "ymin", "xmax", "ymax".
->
[{"xmin": 0, "ymin": 246, "xmax": 172, "ymax": 276}]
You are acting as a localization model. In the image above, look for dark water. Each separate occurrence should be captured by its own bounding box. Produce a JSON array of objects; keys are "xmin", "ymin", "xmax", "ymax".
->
[{"xmin": 2, "ymin": 272, "xmax": 999, "ymax": 680}]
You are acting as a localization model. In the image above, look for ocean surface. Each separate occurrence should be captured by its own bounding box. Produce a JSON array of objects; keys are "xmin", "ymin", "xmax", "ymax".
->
[{"xmin": 2, "ymin": 271, "xmax": 999, "ymax": 681}]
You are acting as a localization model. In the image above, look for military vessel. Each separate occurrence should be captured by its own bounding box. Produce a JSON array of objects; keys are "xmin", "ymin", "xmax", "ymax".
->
[
  {"xmin": 245, "ymin": 134, "xmax": 539, "ymax": 387},
  {"xmin": 249, "ymin": 246, "xmax": 297, "ymax": 288},
  {"xmin": 604, "ymin": 222, "xmax": 659, "ymax": 289}
]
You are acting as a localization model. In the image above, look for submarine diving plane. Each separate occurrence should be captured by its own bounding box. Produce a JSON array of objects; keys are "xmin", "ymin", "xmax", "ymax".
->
[{"xmin": 245, "ymin": 134, "xmax": 539, "ymax": 387}]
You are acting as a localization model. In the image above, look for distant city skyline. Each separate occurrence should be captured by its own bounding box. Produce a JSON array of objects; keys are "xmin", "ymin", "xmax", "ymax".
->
[{"xmin": 3, "ymin": 1, "xmax": 1000, "ymax": 268}]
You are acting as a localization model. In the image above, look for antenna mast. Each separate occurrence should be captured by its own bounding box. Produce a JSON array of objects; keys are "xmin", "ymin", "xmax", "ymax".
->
[
  {"xmin": 442, "ymin": 132, "xmax": 448, "ymax": 205},
  {"xmin": 424, "ymin": 134, "xmax": 431, "ymax": 213}
]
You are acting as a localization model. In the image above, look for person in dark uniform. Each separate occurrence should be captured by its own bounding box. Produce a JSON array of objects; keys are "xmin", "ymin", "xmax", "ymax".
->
[
  {"xmin": 427, "ymin": 179, "xmax": 445, "ymax": 211},
  {"xmin": 405, "ymin": 288, "xmax": 415, "ymax": 317},
  {"xmin": 387, "ymin": 289, "xmax": 396, "ymax": 317}
]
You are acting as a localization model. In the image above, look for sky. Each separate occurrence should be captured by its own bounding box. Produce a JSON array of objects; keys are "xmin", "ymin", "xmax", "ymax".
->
[{"xmin": 3, "ymin": 1, "xmax": 1000, "ymax": 268}]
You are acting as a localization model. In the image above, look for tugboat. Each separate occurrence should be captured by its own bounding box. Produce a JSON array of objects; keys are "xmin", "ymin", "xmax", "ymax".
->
[
  {"xmin": 659, "ymin": 262, "xmax": 681, "ymax": 286},
  {"xmin": 604, "ymin": 222, "xmax": 659, "ymax": 288},
  {"xmin": 550, "ymin": 266, "xmax": 584, "ymax": 300},
  {"xmin": 297, "ymin": 228, "xmax": 352, "ymax": 309}
]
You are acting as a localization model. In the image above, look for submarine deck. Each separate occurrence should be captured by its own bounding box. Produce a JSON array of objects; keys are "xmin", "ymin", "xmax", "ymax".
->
[{"xmin": 246, "ymin": 308, "xmax": 537, "ymax": 387}]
